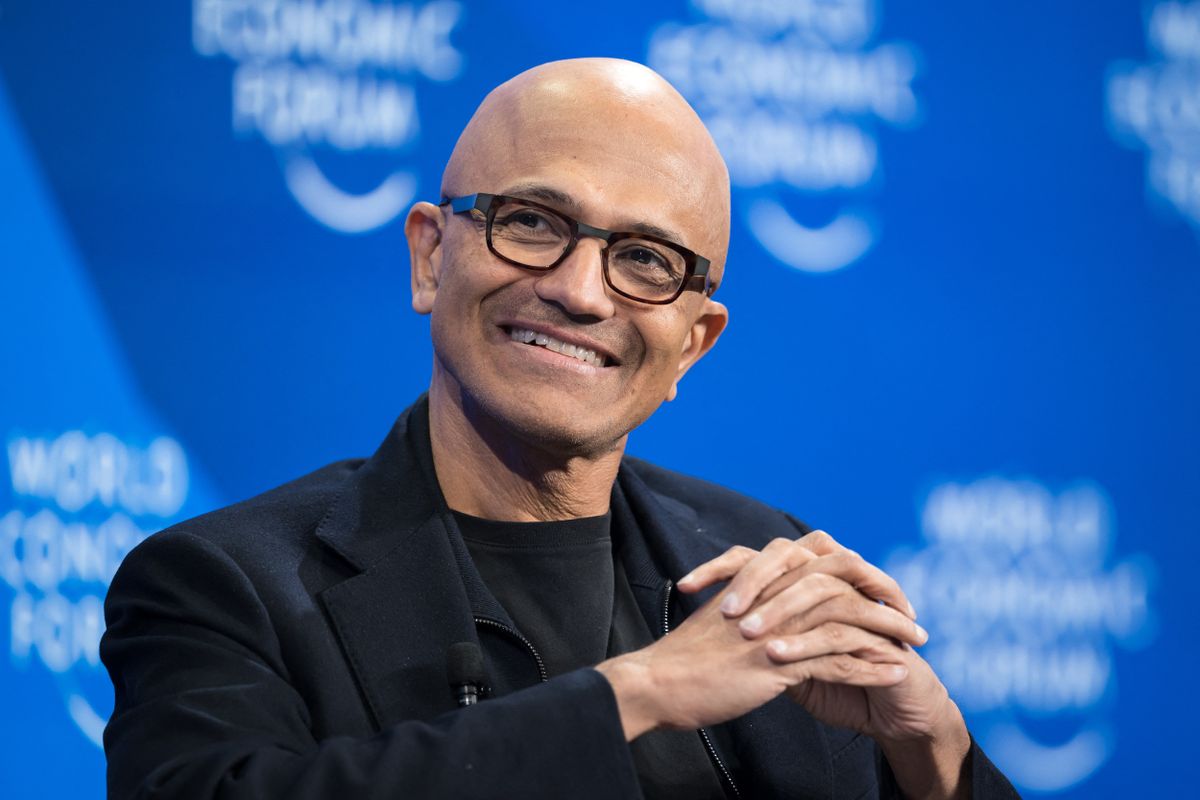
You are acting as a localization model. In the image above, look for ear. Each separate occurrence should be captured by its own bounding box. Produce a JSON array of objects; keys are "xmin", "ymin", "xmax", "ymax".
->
[
  {"xmin": 406, "ymin": 201, "xmax": 445, "ymax": 315},
  {"xmin": 667, "ymin": 298, "xmax": 729, "ymax": 402}
]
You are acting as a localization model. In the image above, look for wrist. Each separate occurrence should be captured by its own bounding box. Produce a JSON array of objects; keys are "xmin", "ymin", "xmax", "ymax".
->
[
  {"xmin": 595, "ymin": 653, "xmax": 661, "ymax": 742},
  {"xmin": 878, "ymin": 701, "xmax": 972, "ymax": 800}
]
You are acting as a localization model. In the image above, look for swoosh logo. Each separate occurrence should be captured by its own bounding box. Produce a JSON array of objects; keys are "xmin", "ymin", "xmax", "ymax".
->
[
  {"xmin": 746, "ymin": 199, "xmax": 874, "ymax": 273},
  {"xmin": 986, "ymin": 722, "xmax": 1112, "ymax": 792},
  {"xmin": 284, "ymin": 156, "xmax": 416, "ymax": 235},
  {"xmin": 68, "ymin": 693, "xmax": 106, "ymax": 747}
]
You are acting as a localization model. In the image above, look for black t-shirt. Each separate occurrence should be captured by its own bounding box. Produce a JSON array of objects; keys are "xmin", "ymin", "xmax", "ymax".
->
[
  {"xmin": 454, "ymin": 509, "xmax": 727, "ymax": 800},
  {"xmin": 454, "ymin": 510, "xmax": 615, "ymax": 675}
]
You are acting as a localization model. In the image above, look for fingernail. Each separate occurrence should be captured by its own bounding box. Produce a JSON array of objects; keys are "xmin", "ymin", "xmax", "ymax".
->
[
  {"xmin": 768, "ymin": 639, "xmax": 788, "ymax": 656},
  {"xmin": 720, "ymin": 593, "xmax": 740, "ymax": 615},
  {"xmin": 679, "ymin": 572, "xmax": 695, "ymax": 585},
  {"xmin": 739, "ymin": 613, "xmax": 762, "ymax": 634},
  {"xmin": 907, "ymin": 601, "xmax": 917, "ymax": 619},
  {"xmin": 915, "ymin": 624, "xmax": 929, "ymax": 644}
]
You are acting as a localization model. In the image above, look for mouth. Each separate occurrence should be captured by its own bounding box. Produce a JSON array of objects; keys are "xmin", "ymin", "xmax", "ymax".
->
[{"xmin": 500, "ymin": 325, "xmax": 618, "ymax": 369}]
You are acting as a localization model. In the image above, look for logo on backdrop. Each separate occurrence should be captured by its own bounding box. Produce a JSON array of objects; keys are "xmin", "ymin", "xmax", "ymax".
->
[
  {"xmin": 1107, "ymin": 1, "xmax": 1200, "ymax": 235},
  {"xmin": 886, "ymin": 477, "xmax": 1155, "ymax": 793},
  {"xmin": 647, "ymin": 0, "xmax": 920, "ymax": 273},
  {"xmin": 2, "ymin": 432, "xmax": 189, "ymax": 745},
  {"xmin": 192, "ymin": 0, "xmax": 465, "ymax": 234}
]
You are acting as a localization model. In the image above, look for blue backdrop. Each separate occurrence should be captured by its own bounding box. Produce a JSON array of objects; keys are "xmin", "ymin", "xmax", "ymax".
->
[{"xmin": 2, "ymin": 1, "xmax": 1196, "ymax": 796}]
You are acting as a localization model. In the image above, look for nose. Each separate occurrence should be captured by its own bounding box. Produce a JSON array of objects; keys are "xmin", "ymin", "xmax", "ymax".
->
[{"xmin": 531, "ymin": 237, "xmax": 617, "ymax": 320}]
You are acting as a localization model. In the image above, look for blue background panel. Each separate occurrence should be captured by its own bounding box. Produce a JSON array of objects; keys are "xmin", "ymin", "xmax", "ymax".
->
[{"xmin": 1, "ymin": 1, "xmax": 1197, "ymax": 796}]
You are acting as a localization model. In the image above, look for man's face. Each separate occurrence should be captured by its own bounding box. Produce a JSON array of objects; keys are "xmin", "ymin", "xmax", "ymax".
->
[{"xmin": 409, "ymin": 75, "xmax": 729, "ymax": 456}]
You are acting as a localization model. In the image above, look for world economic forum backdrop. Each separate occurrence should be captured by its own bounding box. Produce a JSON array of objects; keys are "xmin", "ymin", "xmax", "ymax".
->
[{"xmin": 1, "ymin": 1, "xmax": 1196, "ymax": 797}]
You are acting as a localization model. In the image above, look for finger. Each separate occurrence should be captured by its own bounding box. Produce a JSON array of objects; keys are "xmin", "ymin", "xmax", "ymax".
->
[
  {"xmin": 785, "ymin": 653, "xmax": 908, "ymax": 687},
  {"xmin": 764, "ymin": 623, "xmax": 902, "ymax": 663},
  {"xmin": 741, "ymin": 577, "xmax": 928, "ymax": 647},
  {"xmin": 737, "ymin": 572, "xmax": 847, "ymax": 636},
  {"xmin": 758, "ymin": 551, "xmax": 916, "ymax": 619},
  {"xmin": 719, "ymin": 539, "xmax": 818, "ymax": 617},
  {"xmin": 675, "ymin": 545, "xmax": 758, "ymax": 593},
  {"xmin": 795, "ymin": 529, "xmax": 842, "ymax": 556}
]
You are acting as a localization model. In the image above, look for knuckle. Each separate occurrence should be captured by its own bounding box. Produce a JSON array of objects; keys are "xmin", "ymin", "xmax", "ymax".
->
[
  {"xmin": 830, "ymin": 654, "xmax": 857, "ymax": 678},
  {"xmin": 834, "ymin": 595, "xmax": 865, "ymax": 622},
  {"xmin": 823, "ymin": 623, "xmax": 845, "ymax": 644},
  {"xmin": 829, "ymin": 580, "xmax": 857, "ymax": 601},
  {"xmin": 828, "ymin": 552, "xmax": 856, "ymax": 572},
  {"xmin": 789, "ymin": 545, "xmax": 815, "ymax": 566},
  {"xmin": 807, "ymin": 572, "xmax": 837, "ymax": 591},
  {"xmin": 778, "ymin": 579, "xmax": 807, "ymax": 606},
  {"xmin": 857, "ymin": 641, "xmax": 887, "ymax": 659},
  {"xmin": 767, "ymin": 537, "xmax": 793, "ymax": 551},
  {"xmin": 851, "ymin": 599, "xmax": 872, "ymax": 623},
  {"xmin": 805, "ymin": 530, "xmax": 835, "ymax": 547}
]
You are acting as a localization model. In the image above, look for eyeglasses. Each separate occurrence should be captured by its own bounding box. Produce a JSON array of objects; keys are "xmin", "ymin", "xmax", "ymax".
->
[{"xmin": 439, "ymin": 193, "xmax": 716, "ymax": 305}]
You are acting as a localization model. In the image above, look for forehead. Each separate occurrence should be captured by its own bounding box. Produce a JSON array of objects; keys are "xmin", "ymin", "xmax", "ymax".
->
[
  {"xmin": 495, "ymin": 181, "xmax": 685, "ymax": 245},
  {"xmin": 468, "ymin": 89, "xmax": 727, "ymax": 260}
]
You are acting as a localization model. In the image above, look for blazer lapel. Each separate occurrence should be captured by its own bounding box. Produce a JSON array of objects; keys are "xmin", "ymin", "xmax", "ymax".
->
[
  {"xmin": 314, "ymin": 397, "xmax": 481, "ymax": 731},
  {"xmin": 615, "ymin": 461, "xmax": 739, "ymax": 611},
  {"xmin": 319, "ymin": 513, "xmax": 478, "ymax": 730}
]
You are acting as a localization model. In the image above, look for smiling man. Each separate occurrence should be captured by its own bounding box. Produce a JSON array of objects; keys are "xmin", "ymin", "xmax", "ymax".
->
[{"xmin": 102, "ymin": 59, "xmax": 1018, "ymax": 799}]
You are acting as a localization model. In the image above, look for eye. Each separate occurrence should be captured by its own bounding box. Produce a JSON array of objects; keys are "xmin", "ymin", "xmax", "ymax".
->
[
  {"xmin": 492, "ymin": 205, "xmax": 568, "ymax": 242},
  {"xmin": 625, "ymin": 246, "xmax": 667, "ymax": 267},
  {"xmin": 511, "ymin": 211, "xmax": 546, "ymax": 230},
  {"xmin": 610, "ymin": 240, "xmax": 685, "ymax": 291}
]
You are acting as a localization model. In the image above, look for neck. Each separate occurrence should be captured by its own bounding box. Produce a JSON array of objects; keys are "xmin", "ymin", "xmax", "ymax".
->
[{"xmin": 427, "ymin": 369, "xmax": 625, "ymax": 522}]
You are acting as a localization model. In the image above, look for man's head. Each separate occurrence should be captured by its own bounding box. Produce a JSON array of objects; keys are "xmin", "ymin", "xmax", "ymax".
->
[{"xmin": 406, "ymin": 58, "xmax": 730, "ymax": 457}]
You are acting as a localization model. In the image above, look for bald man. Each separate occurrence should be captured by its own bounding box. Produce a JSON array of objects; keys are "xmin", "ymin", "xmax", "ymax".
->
[{"xmin": 102, "ymin": 60, "xmax": 1017, "ymax": 799}]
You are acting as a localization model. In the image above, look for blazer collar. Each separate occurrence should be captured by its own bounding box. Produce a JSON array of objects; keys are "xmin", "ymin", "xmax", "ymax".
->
[{"xmin": 314, "ymin": 393, "xmax": 444, "ymax": 571}]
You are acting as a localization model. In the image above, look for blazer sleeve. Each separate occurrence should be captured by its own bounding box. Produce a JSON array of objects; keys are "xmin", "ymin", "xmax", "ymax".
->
[
  {"xmin": 876, "ymin": 737, "xmax": 1022, "ymax": 798},
  {"xmin": 965, "ymin": 739, "xmax": 1023, "ymax": 798},
  {"xmin": 101, "ymin": 531, "xmax": 643, "ymax": 800}
]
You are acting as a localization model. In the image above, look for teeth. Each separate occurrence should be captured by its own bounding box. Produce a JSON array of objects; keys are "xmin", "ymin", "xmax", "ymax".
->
[{"xmin": 508, "ymin": 327, "xmax": 607, "ymax": 367}]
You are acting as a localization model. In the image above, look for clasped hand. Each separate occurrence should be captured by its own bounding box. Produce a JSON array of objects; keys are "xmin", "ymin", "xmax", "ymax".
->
[{"xmin": 599, "ymin": 531, "xmax": 960, "ymax": 747}]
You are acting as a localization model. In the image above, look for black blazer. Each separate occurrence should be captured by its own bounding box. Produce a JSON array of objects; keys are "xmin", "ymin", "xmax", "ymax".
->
[{"xmin": 101, "ymin": 396, "xmax": 1018, "ymax": 798}]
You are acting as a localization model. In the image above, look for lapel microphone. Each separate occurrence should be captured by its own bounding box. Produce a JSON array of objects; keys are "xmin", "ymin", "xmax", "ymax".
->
[{"xmin": 446, "ymin": 642, "xmax": 486, "ymax": 707}]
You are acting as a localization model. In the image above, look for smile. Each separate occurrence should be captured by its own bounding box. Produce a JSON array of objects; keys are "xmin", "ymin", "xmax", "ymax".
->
[{"xmin": 506, "ymin": 327, "xmax": 608, "ymax": 368}]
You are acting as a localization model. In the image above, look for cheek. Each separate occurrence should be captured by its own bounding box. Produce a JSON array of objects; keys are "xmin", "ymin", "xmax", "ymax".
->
[
  {"xmin": 427, "ymin": 248, "xmax": 529, "ymax": 375},
  {"xmin": 631, "ymin": 313, "xmax": 692, "ymax": 385},
  {"xmin": 431, "ymin": 248, "xmax": 503, "ymax": 322},
  {"xmin": 428, "ymin": 254, "xmax": 491, "ymax": 366}
]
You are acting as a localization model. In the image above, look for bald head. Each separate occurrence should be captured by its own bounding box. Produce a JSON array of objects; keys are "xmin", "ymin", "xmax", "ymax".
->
[
  {"xmin": 441, "ymin": 58, "xmax": 731, "ymax": 276},
  {"xmin": 409, "ymin": 58, "xmax": 733, "ymax": 464}
]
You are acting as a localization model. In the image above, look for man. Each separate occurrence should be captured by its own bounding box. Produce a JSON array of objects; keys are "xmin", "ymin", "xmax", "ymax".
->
[{"xmin": 102, "ymin": 59, "xmax": 1018, "ymax": 799}]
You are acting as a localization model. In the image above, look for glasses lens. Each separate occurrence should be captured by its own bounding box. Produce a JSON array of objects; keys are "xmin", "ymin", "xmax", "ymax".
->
[
  {"xmin": 489, "ymin": 202, "xmax": 572, "ymax": 267},
  {"xmin": 607, "ymin": 238, "xmax": 687, "ymax": 302}
]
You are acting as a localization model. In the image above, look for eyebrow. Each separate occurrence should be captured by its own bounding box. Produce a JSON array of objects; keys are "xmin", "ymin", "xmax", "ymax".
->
[{"xmin": 498, "ymin": 181, "xmax": 688, "ymax": 246}]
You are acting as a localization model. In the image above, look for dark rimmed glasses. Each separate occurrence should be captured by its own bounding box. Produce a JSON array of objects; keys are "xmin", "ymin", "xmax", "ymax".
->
[{"xmin": 439, "ymin": 193, "xmax": 716, "ymax": 305}]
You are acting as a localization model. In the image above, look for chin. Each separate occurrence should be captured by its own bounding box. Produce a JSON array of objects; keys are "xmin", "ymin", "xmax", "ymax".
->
[{"xmin": 468, "ymin": 386, "xmax": 632, "ymax": 459}]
